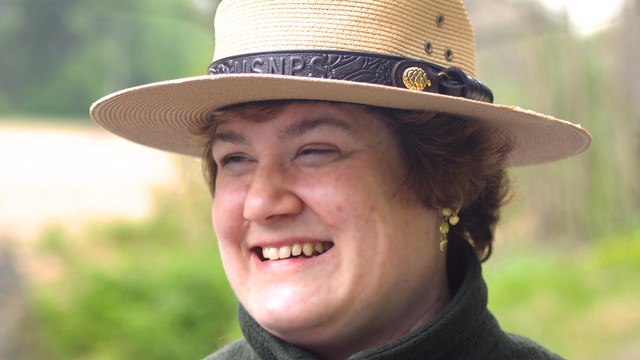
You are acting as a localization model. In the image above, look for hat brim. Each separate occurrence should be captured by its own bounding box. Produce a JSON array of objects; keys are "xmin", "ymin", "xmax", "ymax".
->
[{"xmin": 90, "ymin": 74, "xmax": 591, "ymax": 166}]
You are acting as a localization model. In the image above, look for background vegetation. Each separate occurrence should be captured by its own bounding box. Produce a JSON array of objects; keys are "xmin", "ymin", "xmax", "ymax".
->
[
  {"xmin": 28, "ymin": 164, "xmax": 240, "ymax": 359},
  {"xmin": 1, "ymin": 0, "xmax": 638, "ymax": 359},
  {"xmin": 0, "ymin": 0, "xmax": 213, "ymax": 117}
]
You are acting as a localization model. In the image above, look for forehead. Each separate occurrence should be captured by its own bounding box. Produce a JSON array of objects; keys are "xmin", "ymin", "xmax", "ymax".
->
[
  {"xmin": 213, "ymin": 101, "xmax": 383, "ymax": 132},
  {"xmin": 217, "ymin": 100, "xmax": 363, "ymax": 119}
]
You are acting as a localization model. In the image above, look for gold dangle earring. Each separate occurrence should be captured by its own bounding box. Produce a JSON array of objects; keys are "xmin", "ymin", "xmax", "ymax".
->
[{"xmin": 439, "ymin": 208, "xmax": 460, "ymax": 252}]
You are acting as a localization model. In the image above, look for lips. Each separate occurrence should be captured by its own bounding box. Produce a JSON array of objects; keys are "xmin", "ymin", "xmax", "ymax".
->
[{"xmin": 254, "ymin": 241, "xmax": 334, "ymax": 261}]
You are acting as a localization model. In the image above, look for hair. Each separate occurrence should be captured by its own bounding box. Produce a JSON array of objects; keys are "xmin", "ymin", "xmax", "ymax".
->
[{"xmin": 197, "ymin": 100, "xmax": 512, "ymax": 262}]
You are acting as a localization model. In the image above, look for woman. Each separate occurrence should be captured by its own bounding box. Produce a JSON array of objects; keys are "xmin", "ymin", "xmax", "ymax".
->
[{"xmin": 91, "ymin": 0, "xmax": 591, "ymax": 359}]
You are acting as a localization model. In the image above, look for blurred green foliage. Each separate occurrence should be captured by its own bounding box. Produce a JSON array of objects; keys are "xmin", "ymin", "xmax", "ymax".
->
[
  {"xmin": 486, "ymin": 229, "xmax": 640, "ymax": 359},
  {"xmin": 27, "ymin": 161, "xmax": 240, "ymax": 359},
  {"xmin": 0, "ymin": 0, "xmax": 214, "ymax": 117}
]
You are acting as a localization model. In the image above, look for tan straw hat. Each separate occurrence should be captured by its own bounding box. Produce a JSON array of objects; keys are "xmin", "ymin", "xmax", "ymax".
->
[{"xmin": 90, "ymin": 0, "xmax": 591, "ymax": 166}]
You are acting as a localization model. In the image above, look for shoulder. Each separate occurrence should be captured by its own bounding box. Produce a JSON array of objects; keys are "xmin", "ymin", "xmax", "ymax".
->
[
  {"xmin": 500, "ymin": 333, "xmax": 564, "ymax": 360},
  {"xmin": 203, "ymin": 339, "xmax": 260, "ymax": 360}
]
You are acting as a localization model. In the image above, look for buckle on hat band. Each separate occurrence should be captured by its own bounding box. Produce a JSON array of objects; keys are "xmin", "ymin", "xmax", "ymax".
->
[{"xmin": 208, "ymin": 50, "xmax": 493, "ymax": 103}]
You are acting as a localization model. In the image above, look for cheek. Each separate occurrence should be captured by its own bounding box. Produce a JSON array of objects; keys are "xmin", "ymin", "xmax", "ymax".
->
[
  {"xmin": 211, "ymin": 187, "xmax": 251, "ymax": 294},
  {"xmin": 211, "ymin": 185, "xmax": 247, "ymax": 243},
  {"xmin": 298, "ymin": 168, "xmax": 379, "ymax": 228}
]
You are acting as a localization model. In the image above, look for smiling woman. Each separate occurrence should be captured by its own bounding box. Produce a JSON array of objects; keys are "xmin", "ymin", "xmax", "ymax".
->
[
  {"xmin": 205, "ymin": 102, "xmax": 446, "ymax": 359},
  {"xmin": 90, "ymin": 0, "xmax": 591, "ymax": 359},
  {"xmin": 197, "ymin": 101, "xmax": 511, "ymax": 358}
]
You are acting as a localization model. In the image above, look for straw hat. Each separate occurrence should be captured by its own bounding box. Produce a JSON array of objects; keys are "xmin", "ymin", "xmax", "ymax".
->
[{"xmin": 90, "ymin": 0, "xmax": 591, "ymax": 166}]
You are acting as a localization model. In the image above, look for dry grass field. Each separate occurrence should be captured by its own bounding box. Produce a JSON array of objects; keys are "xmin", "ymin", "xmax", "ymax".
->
[{"xmin": 0, "ymin": 119, "xmax": 180, "ymax": 241}]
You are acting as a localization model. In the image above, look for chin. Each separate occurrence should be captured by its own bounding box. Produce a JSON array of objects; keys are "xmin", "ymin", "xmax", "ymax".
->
[
  {"xmin": 248, "ymin": 293, "xmax": 336, "ymax": 339},
  {"xmin": 257, "ymin": 309, "xmax": 324, "ymax": 337}
]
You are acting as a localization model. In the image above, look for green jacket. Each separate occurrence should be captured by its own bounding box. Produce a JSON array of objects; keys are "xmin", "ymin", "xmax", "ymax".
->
[{"xmin": 205, "ymin": 239, "xmax": 563, "ymax": 359}]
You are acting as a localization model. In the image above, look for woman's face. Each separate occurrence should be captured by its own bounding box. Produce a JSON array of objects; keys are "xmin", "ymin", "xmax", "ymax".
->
[{"xmin": 211, "ymin": 102, "xmax": 448, "ymax": 354}]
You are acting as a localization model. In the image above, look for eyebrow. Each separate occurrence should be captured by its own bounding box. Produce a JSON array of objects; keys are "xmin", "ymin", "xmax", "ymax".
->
[
  {"xmin": 278, "ymin": 117, "xmax": 353, "ymax": 140},
  {"xmin": 211, "ymin": 116, "xmax": 354, "ymax": 146},
  {"xmin": 210, "ymin": 130, "xmax": 248, "ymax": 146}
]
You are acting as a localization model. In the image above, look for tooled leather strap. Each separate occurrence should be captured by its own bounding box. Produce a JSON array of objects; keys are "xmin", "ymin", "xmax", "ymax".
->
[{"xmin": 208, "ymin": 50, "xmax": 493, "ymax": 103}]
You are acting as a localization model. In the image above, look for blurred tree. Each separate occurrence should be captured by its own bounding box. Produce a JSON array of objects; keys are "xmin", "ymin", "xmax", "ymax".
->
[
  {"xmin": 0, "ymin": 0, "xmax": 217, "ymax": 117},
  {"xmin": 471, "ymin": 0, "xmax": 639, "ymax": 244}
]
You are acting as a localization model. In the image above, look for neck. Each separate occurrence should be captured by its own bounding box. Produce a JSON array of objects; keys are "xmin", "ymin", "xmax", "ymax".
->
[{"xmin": 309, "ymin": 264, "xmax": 451, "ymax": 360}]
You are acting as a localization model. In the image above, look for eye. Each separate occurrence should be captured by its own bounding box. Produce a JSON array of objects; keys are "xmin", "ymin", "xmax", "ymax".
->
[
  {"xmin": 299, "ymin": 147, "xmax": 336, "ymax": 156},
  {"xmin": 295, "ymin": 144, "xmax": 341, "ymax": 165},
  {"xmin": 215, "ymin": 153, "xmax": 255, "ymax": 174},
  {"xmin": 220, "ymin": 153, "xmax": 251, "ymax": 166}
]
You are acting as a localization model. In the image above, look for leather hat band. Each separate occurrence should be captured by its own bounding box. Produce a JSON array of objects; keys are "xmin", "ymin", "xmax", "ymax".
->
[{"xmin": 208, "ymin": 50, "xmax": 494, "ymax": 103}]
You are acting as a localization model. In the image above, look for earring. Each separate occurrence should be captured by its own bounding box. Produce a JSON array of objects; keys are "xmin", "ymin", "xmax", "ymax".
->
[{"xmin": 439, "ymin": 208, "xmax": 460, "ymax": 252}]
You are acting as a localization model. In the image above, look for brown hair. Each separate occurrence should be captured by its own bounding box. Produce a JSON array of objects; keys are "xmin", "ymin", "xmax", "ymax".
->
[
  {"xmin": 375, "ymin": 108, "xmax": 512, "ymax": 261},
  {"xmin": 198, "ymin": 100, "xmax": 512, "ymax": 261}
]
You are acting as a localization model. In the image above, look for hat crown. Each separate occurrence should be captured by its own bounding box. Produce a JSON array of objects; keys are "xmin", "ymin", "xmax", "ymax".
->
[{"xmin": 213, "ymin": 0, "xmax": 476, "ymax": 77}]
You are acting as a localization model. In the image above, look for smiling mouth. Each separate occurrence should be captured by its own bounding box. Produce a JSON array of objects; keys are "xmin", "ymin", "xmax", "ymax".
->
[{"xmin": 254, "ymin": 242, "xmax": 334, "ymax": 262}]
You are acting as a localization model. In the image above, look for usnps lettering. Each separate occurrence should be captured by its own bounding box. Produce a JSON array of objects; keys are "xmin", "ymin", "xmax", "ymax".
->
[{"xmin": 211, "ymin": 54, "xmax": 329, "ymax": 77}]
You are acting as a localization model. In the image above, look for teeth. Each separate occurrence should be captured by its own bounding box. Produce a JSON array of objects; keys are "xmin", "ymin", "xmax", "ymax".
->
[
  {"xmin": 302, "ymin": 243, "xmax": 314, "ymax": 257},
  {"xmin": 261, "ymin": 242, "xmax": 332, "ymax": 261},
  {"xmin": 279, "ymin": 246, "xmax": 292, "ymax": 259},
  {"xmin": 268, "ymin": 247, "xmax": 279, "ymax": 260}
]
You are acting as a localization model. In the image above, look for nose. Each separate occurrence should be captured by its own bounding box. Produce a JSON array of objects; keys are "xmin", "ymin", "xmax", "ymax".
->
[{"xmin": 243, "ymin": 164, "xmax": 303, "ymax": 223}]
